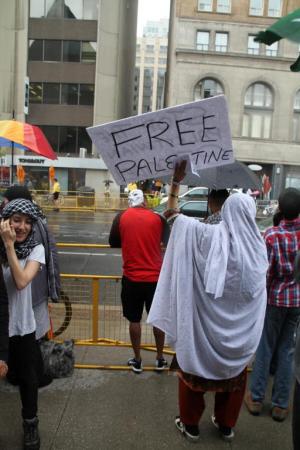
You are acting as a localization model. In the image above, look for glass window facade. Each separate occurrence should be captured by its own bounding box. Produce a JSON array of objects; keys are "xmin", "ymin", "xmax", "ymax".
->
[
  {"xmin": 268, "ymin": 0, "xmax": 282, "ymax": 17},
  {"xmin": 243, "ymin": 83, "xmax": 273, "ymax": 138},
  {"xmin": 40, "ymin": 125, "xmax": 92, "ymax": 154},
  {"xmin": 215, "ymin": 32, "xmax": 228, "ymax": 52},
  {"xmin": 43, "ymin": 83, "xmax": 60, "ymax": 103},
  {"xmin": 79, "ymin": 84, "xmax": 94, "ymax": 105},
  {"xmin": 28, "ymin": 39, "xmax": 43, "ymax": 60},
  {"xmin": 63, "ymin": 40, "xmax": 81, "ymax": 62},
  {"xmin": 28, "ymin": 39, "xmax": 96, "ymax": 63},
  {"xmin": 61, "ymin": 83, "xmax": 79, "ymax": 104},
  {"xmin": 198, "ymin": 0, "xmax": 213, "ymax": 12},
  {"xmin": 29, "ymin": 82, "xmax": 94, "ymax": 105},
  {"xmin": 30, "ymin": 0, "xmax": 98, "ymax": 19},
  {"xmin": 248, "ymin": 35, "xmax": 260, "ymax": 55},
  {"xmin": 44, "ymin": 40, "xmax": 62, "ymax": 61},
  {"xmin": 249, "ymin": 0, "xmax": 264, "ymax": 16},
  {"xmin": 29, "ymin": 83, "xmax": 42, "ymax": 103},
  {"xmin": 194, "ymin": 78, "xmax": 224, "ymax": 100},
  {"xmin": 217, "ymin": 0, "xmax": 231, "ymax": 13},
  {"xmin": 81, "ymin": 42, "xmax": 97, "ymax": 62},
  {"xmin": 196, "ymin": 31, "xmax": 209, "ymax": 51},
  {"xmin": 266, "ymin": 41, "xmax": 278, "ymax": 56}
]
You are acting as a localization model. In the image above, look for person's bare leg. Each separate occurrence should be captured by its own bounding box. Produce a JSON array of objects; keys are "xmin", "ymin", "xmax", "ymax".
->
[
  {"xmin": 153, "ymin": 326, "xmax": 165, "ymax": 359},
  {"xmin": 129, "ymin": 322, "xmax": 141, "ymax": 360}
]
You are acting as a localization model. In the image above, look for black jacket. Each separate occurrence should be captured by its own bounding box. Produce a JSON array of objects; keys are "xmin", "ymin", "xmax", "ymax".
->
[{"xmin": 0, "ymin": 266, "xmax": 8, "ymax": 362}]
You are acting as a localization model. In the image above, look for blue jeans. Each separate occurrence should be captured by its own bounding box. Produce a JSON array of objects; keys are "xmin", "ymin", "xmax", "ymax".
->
[{"xmin": 250, "ymin": 305, "xmax": 300, "ymax": 409}]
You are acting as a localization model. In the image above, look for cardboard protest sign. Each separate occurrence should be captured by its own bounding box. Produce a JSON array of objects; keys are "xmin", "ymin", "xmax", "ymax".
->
[{"xmin": 87, "ymin": 95, "xmax": 233, "ymax": 185}]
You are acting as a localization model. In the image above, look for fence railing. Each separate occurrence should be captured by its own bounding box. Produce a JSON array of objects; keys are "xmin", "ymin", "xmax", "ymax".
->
[{"xmin": 28, "ymin": 191, "xmax": 162, "ymax": 211}]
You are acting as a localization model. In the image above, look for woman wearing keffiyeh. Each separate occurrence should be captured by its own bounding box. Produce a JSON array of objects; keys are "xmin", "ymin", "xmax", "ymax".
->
[{"xmin": 0, "ymin": 198, "xmax": 45, "ymax": 450}]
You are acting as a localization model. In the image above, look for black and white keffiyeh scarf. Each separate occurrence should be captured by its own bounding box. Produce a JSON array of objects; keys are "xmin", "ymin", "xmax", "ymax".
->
[{"xmin": 0, "ymin": 198, "xmax": 42, "ymax": 262}]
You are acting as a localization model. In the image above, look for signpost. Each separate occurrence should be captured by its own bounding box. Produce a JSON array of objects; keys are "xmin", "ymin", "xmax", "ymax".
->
[{"xmin": 87, "ymin": 95, "xmax": 233, "ymax": 185}]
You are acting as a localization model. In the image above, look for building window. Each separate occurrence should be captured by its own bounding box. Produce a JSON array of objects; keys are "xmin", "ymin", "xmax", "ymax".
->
[
  {"xmin": 158, "ymin": 58, "xmax": 167, "ymax": 65},
  {"xmin": 61, "ymin": 84, "xmax": 78, "ymax": 105},
  {"xmin": 30, "ymin": 0, "xmax": 98, "ymax": 20},
  {"xmin": 266, "ymin": 41, "xmax": 278, "ymax": 56},
  {"xmin": 194, "ymin": 78, "xmax": 224, "ymax": 100},
  {"xmin": 268, "ymin": 0, "xmax": 282, "ymax": 17},
  {"xmin": 248, "ymin": 35, "xmax": 260, "ymax": 55},
  {"xmin": 79, "ymin": 84, "xmax": 94, "ymax": 105},
  {"xmin": 215, "ymin": 32, "xmax": 228, "ymax": 52},
  {"xmin": 44, "ymin": 40, "xmax": 61, "ymax": 61},
  {"xmin": 144, "ymin": 57, "xmax": 155, "ymax": 64},
  {"xmin": 63, "ymin": 40, "xmax": 81, "ymax": 62},
  {"xmin": 293, "ymin": 90, "xmax": 300, "ymax": 142},
  {"xmin": 43, "ymin": 83, "xmax": 60, "ymax": 104},
  {"xmin": 249, "ymin": 0, "xmax": 264, "ymax": 16},
  {"xmin": 160, "ymin": 45, "xmax": 168, "ymax": 53},
  {"xmin": 198, "ymin": 0, "xmax": 213, "ymax": 12},
  {"xmin": 216, "ymin": 0, "xmax": 231, "ymax": 13},
  {"xmin": 29, "ymin": 82, "xmax": 94, "ymax": 105},
  {"xmin": 39, "ymin": 125, "xmax": 92, "ymax": 154},
  {"xmin": 28, "ymin": 39, "xmax": 97, "ymax": 63},
  {"xmin": 81, "ymin": 41, "xmax": 97, "ymax": 62},
  {"xmin": 196, "ymin": 31, "xmax": 210, "ymax": 51},
  {"xmin": 242, "ymin": 83, "xmax": 273, "ymax": 139},
  {"xmin": 29, "ymin": 83, "xmax": 42, "ymax": 103},
  {"xmin": 146, "ymin": 45, "xmax": 154, "ymax": 53},
  {"xmin": 28, "ymin": 40, "xmax": 43, "ymax": 61}
]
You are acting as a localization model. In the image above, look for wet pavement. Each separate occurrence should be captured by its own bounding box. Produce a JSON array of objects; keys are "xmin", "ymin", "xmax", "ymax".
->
[{"xmin": 0, "ymin": 345, "xmax": 293, "ymax": 450}]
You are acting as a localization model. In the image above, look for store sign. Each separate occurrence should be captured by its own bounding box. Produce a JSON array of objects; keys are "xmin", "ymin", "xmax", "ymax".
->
[
  {"xmin": 87, "ymin": 95, "xmax": 233, "ymax": 185},
  {"xmin": 19, "ymin": 158, "xmax": 45, "ymax": 164}
]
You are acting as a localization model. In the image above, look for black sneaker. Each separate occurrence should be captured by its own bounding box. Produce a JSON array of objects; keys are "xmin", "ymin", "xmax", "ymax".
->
[
  {"xmin": 175, "ymin": 416, "xmax": 199, "ymax": 442},
  {"xmin": 127, "ymin": 357, "xmax": 143, "ymax": 373},
  {"xmin": 211, "ymin": 415, "xmax": 234, "ymax": 442},
  {"xmin": 155, "ymin": 357, "xmax": 168, "ymax": 371}
]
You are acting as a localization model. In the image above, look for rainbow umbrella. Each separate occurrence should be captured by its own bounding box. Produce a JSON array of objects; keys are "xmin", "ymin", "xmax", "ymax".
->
[{"xmin": 0, "ymin": 120, "xmax": 57, "ymax": 159}]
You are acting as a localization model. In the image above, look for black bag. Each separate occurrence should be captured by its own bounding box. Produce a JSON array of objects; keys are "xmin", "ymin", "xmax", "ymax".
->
[{"xmin": 40, "ymin": 339, "xmax": 75, "ymax": 378}]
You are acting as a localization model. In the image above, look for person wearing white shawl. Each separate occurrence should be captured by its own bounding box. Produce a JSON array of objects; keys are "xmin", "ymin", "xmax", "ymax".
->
[{"xmin": 147, "ymin": 166, "xmax": 268, "ymax": 442}]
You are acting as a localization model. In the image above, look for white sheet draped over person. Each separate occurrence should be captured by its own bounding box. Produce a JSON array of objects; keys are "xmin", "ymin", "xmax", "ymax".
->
[{"xmin": 148, "ymin": 192, "xmax": 268, "ymax": 380}]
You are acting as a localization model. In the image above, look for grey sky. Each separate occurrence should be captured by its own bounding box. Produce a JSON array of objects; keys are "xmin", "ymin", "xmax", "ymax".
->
[{"xmin": 137, "ymin": 0, "xmax": 170, "ymax": 36}]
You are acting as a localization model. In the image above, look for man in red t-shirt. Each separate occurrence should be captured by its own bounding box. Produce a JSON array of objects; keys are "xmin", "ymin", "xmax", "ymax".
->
[{"xmin": 109, "ymin": 189, "xmax": 169, "ymax": 373}]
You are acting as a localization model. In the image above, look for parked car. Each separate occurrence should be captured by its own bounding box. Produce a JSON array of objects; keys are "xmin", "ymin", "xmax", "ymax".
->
[
  {"xmin": 154, "ymin": 199, "xmax": 208, "ymax": 220},
  {"xmin": 160, "ymin": 186, "xmax": 209, "ymax": 205}
]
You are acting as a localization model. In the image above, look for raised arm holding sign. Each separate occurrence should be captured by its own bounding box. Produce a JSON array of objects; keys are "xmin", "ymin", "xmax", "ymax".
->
[{"xmin": 87, "ymin": 95, "xmax": 233, "ymax": 185}]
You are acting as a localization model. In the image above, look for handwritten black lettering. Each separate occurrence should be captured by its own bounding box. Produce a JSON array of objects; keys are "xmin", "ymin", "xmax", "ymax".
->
[
  {"xmin": 115, "ymin": 160, "xmax": 136, "ymax": 182},
  {"xmin": 146, "ymin": 121, "xmax": 173, "ymax": 150},
  {"xmin": 165, "ymin": 154, "xmax": 177, "ymax": 169},
  {"xmin": 137, "ymin": 159, "xmax": 153, "ymax": 177},
  {"xmin": 221, "ymin": 149, "xmax": 233, "ymax": 160},
  {"xmin": 111, "ymin": 124, "xmax": 144, "ymax": 158},
  {"xmin": 201, "ymin": 115, "xmax": 218, "ymax": 142},
  {"xmin": 153, "ymin": 156, "xmax": 168, "ymax": 172},
  {"xmin": 207, "ymin": 148, "xmax": 223, "ymax": 164},
  {"xmin": 175, "ymin": 117, "xmax": 196, "ymax": 145},
  {"xmin": 191, "ymin": 151, "xmax": 206, "ymax": 165}
]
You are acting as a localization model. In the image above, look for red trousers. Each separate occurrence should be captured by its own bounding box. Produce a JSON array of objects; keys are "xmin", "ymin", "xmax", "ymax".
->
[{"xmin": 178, "ymin": 375, "xmax": 247, "ymax": 428}]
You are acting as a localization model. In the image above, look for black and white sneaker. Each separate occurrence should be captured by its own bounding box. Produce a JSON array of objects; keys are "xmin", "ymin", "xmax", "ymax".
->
[
  {"xmin": 211, "ymin": 415, "xmax": 234, "ymax": 442},
  {"xmin": 127, "ymin": 357, "xmax": 143, "ymax": 373},
  {"xmin": 175, "ymin": 416, "xmax": 199, "ymax": 442},
  {"xmin": 155, "ymin": 357, "xmax": 168, "ymax": 371}
]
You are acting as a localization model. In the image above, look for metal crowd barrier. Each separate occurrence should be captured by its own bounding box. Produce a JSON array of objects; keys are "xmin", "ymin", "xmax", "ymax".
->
[{"xmin": 27, "ymin": 190, "xmax": 161, "ymax": 212}]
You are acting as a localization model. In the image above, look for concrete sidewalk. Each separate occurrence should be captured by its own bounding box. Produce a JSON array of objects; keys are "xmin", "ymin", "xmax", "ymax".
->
[{"xmin": 0, "ymin": 345, "xmax": 293, "ymax": 450}]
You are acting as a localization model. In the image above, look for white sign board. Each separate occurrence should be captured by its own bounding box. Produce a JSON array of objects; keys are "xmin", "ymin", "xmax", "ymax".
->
[{"xmin": 87, "ymin": 95, "xmax": 233, "ymax": 185}]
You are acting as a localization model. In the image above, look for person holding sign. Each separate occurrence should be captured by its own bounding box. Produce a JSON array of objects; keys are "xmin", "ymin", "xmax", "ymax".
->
[
  {"xmin": 148, "ymin": 162, "xmax": 268, "ymax": 442},
  {"xmin": 109, "ymin": 189, "xmax": 170, "ymax": 373}
]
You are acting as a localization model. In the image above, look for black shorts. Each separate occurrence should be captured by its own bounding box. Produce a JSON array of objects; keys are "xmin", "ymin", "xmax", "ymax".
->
[
  {"xmin": 121, "ymin": 276, "xmax": 157, "ymax": 322},
  {"xmin": 53, "ymin": 192, "xmax": 59, "ymax": 200}
]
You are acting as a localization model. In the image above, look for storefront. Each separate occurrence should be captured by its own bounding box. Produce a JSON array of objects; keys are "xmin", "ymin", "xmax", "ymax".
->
[{"xmin": 3, "ymin": 154, "xmax": 119, "ymax": 195}]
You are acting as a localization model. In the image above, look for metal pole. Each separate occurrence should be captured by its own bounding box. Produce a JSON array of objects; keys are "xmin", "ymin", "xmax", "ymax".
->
[{"xmin": 10, "ymin": 110, "xmax": 15, "ymax": 184}]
